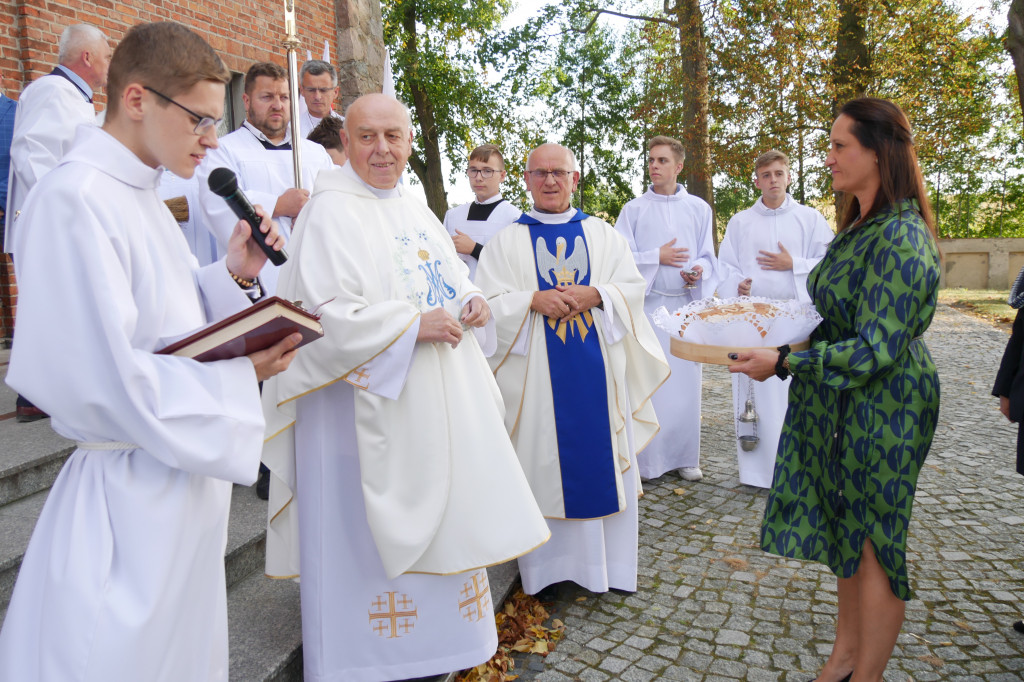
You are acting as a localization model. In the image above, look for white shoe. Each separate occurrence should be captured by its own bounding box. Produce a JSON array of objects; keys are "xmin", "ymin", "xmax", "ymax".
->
[{"xmin": 678, "ymin": 467, "xmax": 703, "ymax": 482}]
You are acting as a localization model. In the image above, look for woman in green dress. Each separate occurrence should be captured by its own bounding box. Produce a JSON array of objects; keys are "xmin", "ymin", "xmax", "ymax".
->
[{"xmin": 731, "ymin": 97, "xmax": 940, "ymax": 682}]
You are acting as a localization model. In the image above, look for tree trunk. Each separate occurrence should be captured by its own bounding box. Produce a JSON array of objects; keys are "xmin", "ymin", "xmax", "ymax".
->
[
  {"xmin": 400, "ymin": 0, "xmax": 449, "ymax": 220},
  {"xmin": 674, "ymin": 0, "xmax": 716, "ymax": 244},
  {"xmin": 832, "ymin": 0, "xmax": 871, "ymax": 116},
  {"xmin": 831, "ymin": 0, "xmax": 871, "ymax": 217},
  {"xmin": 1007, "ymin": 0, "xmax": 1024, "ymax": 132}
]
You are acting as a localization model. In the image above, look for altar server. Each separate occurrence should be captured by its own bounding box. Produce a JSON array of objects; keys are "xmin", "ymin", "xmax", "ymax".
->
[
  {"xmin": 718, "ymin": 150, "xmax": 832, "ymax": 488},
  {"xmin": 0, "ymin": 22, "xmax": 296, "ymax": 681},
  {"xmin": 475, "ymin": 142, "xmax": 669, "ymax": 595},
  {"xmin": 262, "ymin": 93, "xmax": 549, "ymax": 682},
  {"xmin": 614, "ymin": 135, "xmax": 717, "ymax": 481},
  {"xmin": 443, "ymin": 143, "xmax": 522, "ymax": 280},
  {"xmin": 197, "ymin": 61, "xmax": 333, "ymax": 294}
]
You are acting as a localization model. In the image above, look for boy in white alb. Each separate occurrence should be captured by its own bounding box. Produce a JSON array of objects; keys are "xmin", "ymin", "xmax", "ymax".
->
[
  {"xmin": 717, "ymin": 150, "xmax": 832, "ymax": 487},
  {"xmin": 615, "ymin": 135, "xmax": 717, "ymax": 482},
  {"xmin": 443, "ymin": 143, "xmax": 522, "ymax": 280},
  {"xmin": 0, "ymin": 22, "xmax": 297, "ymax": 681}
]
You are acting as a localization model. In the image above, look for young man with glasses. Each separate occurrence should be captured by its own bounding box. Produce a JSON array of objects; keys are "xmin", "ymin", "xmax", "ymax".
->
[
  {"xmin": 614, "ymin": 135, "xmax": 718, "ymax": 483},
  {"xmin": 475, "ymin": 142, "xmax": 669, "ymax": 597},
  {"xmin": 0, "ymin": 22, "xmax": 296, "ymax": 681},
  {"xmin": 197, "ymin": 61, "xmax": 333, "ymax": 297},
  {"xmin": 442, "ymin": 143, "xmax": 522, "ymax": 280}
]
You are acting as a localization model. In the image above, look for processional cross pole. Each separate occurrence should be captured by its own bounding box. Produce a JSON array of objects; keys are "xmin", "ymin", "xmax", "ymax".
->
[{"xmin": 283, "ymin": 0, "xmax": 304, "ymax": 188}]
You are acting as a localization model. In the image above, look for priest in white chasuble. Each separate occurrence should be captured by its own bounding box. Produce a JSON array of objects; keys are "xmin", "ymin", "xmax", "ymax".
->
[
  {"xmin": 474, "ymin": 143, "xmax": 669, "ymax": 596},
  {"xmin": 615, "ymin": 135, "xmax": 718, "ymax": 483},
  {"xmin": 0, "ymin": 23, "xmax": 297, "ymax": 682},
  {"xmin": 717, "ymin": 150, "xmax": 832, "ymax": 488},
  {"xmin": 262, "ymin": 93, "xmax": 549, "ymax": 682}
]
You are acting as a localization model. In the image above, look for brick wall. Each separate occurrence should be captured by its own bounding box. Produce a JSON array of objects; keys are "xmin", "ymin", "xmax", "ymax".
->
[{"xmin": 1, "ymin": 0, "xmax": 383, "ymax": 343}]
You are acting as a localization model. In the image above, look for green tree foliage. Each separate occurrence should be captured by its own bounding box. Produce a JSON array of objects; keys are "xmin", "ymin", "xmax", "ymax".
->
[
  {"xmin": 629, "ymin": 0, "xmax": 1013, "ymax": 236},
  {"xmin": 382, "ymin": 0, "xmax": 526, "ymax": 219},
  {"xmin": 532, "ymin": 6, "xmax": 642, "ymax": 219}
]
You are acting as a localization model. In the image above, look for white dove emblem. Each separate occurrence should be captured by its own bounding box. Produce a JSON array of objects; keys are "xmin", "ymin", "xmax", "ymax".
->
[{"xmin": 535, "ymin": 235, "xmax": 589, "ymax": 287}]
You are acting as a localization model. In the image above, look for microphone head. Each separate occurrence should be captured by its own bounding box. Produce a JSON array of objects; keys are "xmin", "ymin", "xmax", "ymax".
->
[{"xmin": 208, "ymin": 167, "xmax": 238, "ymax": 197}]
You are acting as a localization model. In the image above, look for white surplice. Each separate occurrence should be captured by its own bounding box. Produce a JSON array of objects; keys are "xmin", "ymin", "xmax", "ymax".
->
[
  {"xmin": 298, "ymin": 107, "xmax": 343, "ymax": 138},
  {"xmin": 196, "ymin": 121, "xmax": 333, "ymax": 293},
  {"xmin": 442, "ymin": 194, "xmax": 523, "ymax": 280},
  {"xmin": 262, "ymin": 164, "xmax": 549, "ymax": 681},
  {"xmin": 0, "ymin": 125, "xmax": 265, "ymax": 682},
  {"xmin": 717, "ymin": 194, "xmax": 832, "ymax": 487},
  {"xmin": 475, "ymin": 208, "xmax": 669, "ymax": 594},
  {"xmin": 4, "ymin": 69, "xmax": 97, "ymax": 253},
  {"xmin": 615, "ymin": 184, "xmax": 717, "ymax": 478},
  {"xmin": 159, "ymin": 169, "xmax": 219, "ymax": 266}
]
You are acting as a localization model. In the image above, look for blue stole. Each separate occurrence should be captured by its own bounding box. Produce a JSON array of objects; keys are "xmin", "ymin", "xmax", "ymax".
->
[{"xmin": 519, "ymin": 210, "xmax": 618, "ymax": 519}]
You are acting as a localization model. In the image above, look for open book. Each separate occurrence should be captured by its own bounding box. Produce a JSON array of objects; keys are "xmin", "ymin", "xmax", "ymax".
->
[{"xmin": 157, "ymin": 296, "xmax": 324, "ymax": 362}]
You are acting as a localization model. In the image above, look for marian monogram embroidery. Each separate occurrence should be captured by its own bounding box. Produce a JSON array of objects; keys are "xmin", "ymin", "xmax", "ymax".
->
[
  {"xmin": 369, "ymin": 591, "xmax": 418, "ymax": 639},
  {"xmin": 535, "ymin": 235, "xmax": 594, "ymax": 344},
  {"xmin": 417, "ymin": 248, "xmax": 456, "ymax": 307}
]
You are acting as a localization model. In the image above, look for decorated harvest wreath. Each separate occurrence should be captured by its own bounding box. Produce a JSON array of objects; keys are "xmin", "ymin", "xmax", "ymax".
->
[{"xmin": 651, "ymin": 296, "xmax": 823, "ymax": 365}]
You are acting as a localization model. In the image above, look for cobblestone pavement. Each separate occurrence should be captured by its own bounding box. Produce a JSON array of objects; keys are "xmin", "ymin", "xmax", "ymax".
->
[{"xmin": 507, "ymin": 305, "xmax": 1024, "ymax": 682}]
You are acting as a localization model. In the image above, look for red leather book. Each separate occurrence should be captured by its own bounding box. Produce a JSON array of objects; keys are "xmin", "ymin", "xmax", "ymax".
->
[{"xmin": 157, "ymin": 296, "xmax": 324, "ymax": 362}]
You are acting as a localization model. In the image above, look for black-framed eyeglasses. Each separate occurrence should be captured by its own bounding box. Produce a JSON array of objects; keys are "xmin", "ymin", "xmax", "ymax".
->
[
  {"xmin": 527, "ymin": 169, "xmax": 573, "ymax": 182},
  {"xmin": 143, "ymin": 86, "xmax": 222, "ymax": 135},
  {"xmin": 467, "ymin": 168, "xmax": 501, "ymax": 178}
]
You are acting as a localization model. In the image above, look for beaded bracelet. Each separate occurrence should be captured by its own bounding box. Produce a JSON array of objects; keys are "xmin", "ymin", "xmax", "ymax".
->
[{"xmin": 229, "ymin": 270, "xmax": 257, "ymax": 289}]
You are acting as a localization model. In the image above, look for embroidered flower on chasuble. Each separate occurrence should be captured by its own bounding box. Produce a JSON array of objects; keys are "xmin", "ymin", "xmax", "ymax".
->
[{"xmin": 369, "ymin": 591, "xmax": 418, "ymax": 638}]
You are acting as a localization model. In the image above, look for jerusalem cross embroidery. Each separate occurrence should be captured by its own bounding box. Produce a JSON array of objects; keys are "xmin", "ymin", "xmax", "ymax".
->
[
  {"xmin": 458, "ymin": 571, "xmax": 490, "ymax": 622},
  {"xmin": 535, "ymin": 235, "xmax": 594, "ymax": 343},
  {"xmin": 344, "ymin": 365, "xmax": 371, "ymax": 390},
  {"xmin": 417, "ymin": 248, "xmax": 456, "ymax": 307},
  {"xmin": 368, "ymin": 591, "xmax": 418, "ymax": 638}
]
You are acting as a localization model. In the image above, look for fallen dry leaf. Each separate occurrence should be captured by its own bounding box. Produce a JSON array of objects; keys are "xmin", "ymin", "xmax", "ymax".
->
[{"xmin": 454, "ymin": 589, "xmax": 565, "ymax": 681}]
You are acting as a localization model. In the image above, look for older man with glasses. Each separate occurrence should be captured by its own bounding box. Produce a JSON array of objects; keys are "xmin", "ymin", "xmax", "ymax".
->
[
  {"xmin": 475, "ymin": 142, "xmax": 670, "ymax": 597},
  {"xmin": 297, "ymin": 59, "xmax": 343, "ymax": 137},
  {"xmin": 442, "ymin": 143, "xmax": 522, "ymax": 280}
]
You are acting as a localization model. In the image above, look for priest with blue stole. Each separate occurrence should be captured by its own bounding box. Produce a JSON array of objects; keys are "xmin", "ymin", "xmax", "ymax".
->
[{"xmin": 475, "ymin": 143, "xmax": 670, "ymax": 595}]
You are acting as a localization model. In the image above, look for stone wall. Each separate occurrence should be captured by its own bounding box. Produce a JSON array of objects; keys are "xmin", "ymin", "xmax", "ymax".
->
[
  {"xmin": 938, "ymin": 238, "xmax": 1024, "ymax": 290},
  {"xmin": 0, "ymin": 0, "xmax": 385, "ymax": 342}
]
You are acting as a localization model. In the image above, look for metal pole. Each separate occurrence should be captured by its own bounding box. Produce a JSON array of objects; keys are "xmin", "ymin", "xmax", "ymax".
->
[{"xmin": 283, "ymin": 0, "xmax": 304, "ymax": 189}]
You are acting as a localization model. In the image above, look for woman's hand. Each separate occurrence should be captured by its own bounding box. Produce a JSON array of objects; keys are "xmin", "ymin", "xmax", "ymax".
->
[{"xmin": 728, "ymin": 348, "xmax": 780, "ymax": 382}]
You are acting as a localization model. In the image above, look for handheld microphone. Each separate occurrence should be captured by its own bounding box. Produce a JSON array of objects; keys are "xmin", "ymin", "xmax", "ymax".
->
[{"xmin": 207, "ymin": 167, "xmax": 288, "ymax": 266}]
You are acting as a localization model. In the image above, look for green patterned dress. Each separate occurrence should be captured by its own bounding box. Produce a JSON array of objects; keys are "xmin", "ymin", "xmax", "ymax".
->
[{"xmin": 761, "ymin": 199, "xmax": 940, "ymax": 601}]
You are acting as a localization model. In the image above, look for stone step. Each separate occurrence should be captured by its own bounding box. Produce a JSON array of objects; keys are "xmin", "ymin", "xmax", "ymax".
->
[
  {"xmin": 0, "ymin": 481, "xmax": 268, "ymax": 611},
  {"xmin": 0, "ymin": 416, "xmax": 74, "ymax": 507},
  {"xmin": 227, "ymin": 570, "xmax": 303, "ymax": 682}
]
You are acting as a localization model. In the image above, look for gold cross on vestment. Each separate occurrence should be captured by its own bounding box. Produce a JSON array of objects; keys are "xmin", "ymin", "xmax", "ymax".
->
[
  {"xmin": 345, "ymin": 365, "xmax": 371, "ymax": 390},
  {"xmin": 368, "ymin": 591, "xmax": 418, "ymax": 638},
  {"xmin": 458, "ymin": 571, "xmax": 491, "ymax": 622}
]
